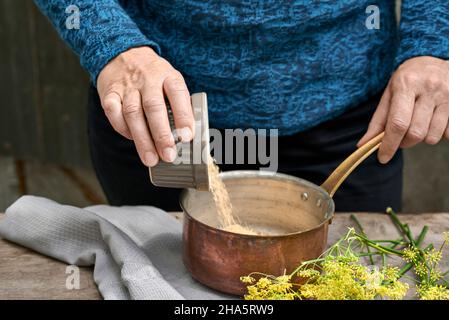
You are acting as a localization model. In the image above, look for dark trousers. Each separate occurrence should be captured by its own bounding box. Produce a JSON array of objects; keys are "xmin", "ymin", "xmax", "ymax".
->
[{"xmin": 87, "ymin": 86, "xmax": 403, "ymax": 212}]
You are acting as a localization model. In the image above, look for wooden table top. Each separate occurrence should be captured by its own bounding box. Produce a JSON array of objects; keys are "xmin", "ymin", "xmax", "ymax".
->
[{"xmin": 0, "ymin": 212, "xmax": 448, "ymax": 300}]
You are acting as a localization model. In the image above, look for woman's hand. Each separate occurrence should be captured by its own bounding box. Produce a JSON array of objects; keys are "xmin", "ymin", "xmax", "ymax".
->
[
  {"xmin": 97, "ymin": 46, "xmax": 194, "ymax": 167},
  {"xmin": 358, "ymin": 56, "xmax": 449, "ymax": 163}
]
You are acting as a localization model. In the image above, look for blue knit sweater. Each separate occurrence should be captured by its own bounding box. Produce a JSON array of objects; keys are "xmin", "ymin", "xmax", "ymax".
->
[{"xmin": 34, "ymin": 0, "xmax": 449, "ymax": 135}]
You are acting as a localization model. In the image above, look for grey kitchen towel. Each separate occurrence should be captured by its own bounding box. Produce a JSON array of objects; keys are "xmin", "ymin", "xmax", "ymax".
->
[{"xmin": 0, "ymin": 195, "xmax": 232, "ymax": 300}]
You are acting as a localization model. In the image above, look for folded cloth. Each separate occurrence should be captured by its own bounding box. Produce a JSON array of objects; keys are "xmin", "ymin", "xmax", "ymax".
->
[{"xmin": 0, "ymin": 195, "xmax": 232, "ymax": 300}]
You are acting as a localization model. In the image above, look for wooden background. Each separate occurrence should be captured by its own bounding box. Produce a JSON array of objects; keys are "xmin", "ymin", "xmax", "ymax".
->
[
  {"xmin": 0, "ymin": 0, "xmax": 90, "ymax": 168},
  {"xmin": 0, "ymin": 0, "xmax": 448, "ymax": 212}
]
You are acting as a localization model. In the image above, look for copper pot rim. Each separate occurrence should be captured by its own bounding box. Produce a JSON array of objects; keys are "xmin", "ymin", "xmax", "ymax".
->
[{"xmin": 179, "ymin": 170, "xmax": 335, "ymax": 239}]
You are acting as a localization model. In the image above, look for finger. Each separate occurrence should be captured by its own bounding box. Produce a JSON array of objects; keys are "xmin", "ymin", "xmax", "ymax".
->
[
  {"xmin": 357, "ymin": 86, "xmax": 391, "ymax": 147},
  {"xmin": 378, "ymin": 90, "xmax": 415, "ymax": 164},
  {"xmin": 163, "ymin": 72, "xmax": 194, "ymax": 142},
  {"xmin": 400, "ymin": 95, "xmax": 435, "ymax": 148},
  {"xmin": 141, "ymin": 86, "xmax": 177, "ymax": 162},
  {"xmin": 100, "ymin": 89, "xmax": 132, "ymax": 140},
  {"xmin": 425, "ymin": 103, "xmax": 449, "ymax": 145},
  {"xmin": 122, "ymin": 90, "xmax": 159, "ymax": 167}
]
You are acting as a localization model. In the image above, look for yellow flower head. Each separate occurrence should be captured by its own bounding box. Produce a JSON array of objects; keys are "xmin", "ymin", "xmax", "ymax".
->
[
  {"xmin": 418, "ymin": 285, "xmax": 449, "ymax": 300},
  {"xmin": 429, "ymin": 269, "xmax": 442, "ymax": 283},
  {"xmin": 424, "ymin": 248, "xmax": 442, "ymax": 265},
  {"xmin": 383, "ymin": 266, "xmax": 400, "ymax": 281},
  {"xmin": 298, "ymin": 269, "xmax": 320, "ymax": 279},
  {"xmin": 402, "ymin": 246, "xmax": 419, "ymax": 263},
  {"xmin": 299, "ymin": 260, "xmax": 408, "ymax": 300},
  {"xmin": 256, "ymin": 277, "xmax": 272, "ymax": 289},
  {"xmin": 240, "ymin": 276, "xmax": 255, "ymax": 284},
  {"xmin": 414, "ymin": 262, "xmax": 428, "ymax": 277},
  {"xmin": 275, "ymin": 275, "xmax": 292, "ymax": 283},
  {"xmin": 376, "ymin": 280, "xmax": 409, "ymax": 300},
  {"xmin": 242, "ymin": 275, "xmax": 298, "ymax": 300}
]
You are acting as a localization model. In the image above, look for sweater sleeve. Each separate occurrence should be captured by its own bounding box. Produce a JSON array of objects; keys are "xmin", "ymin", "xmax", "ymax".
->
[
  {"xmin": 395, "ymin": 0, "xmax": 449, "ymax": 67},
  {"xmin": 34, "ymin": 0, "xmax": 161, "ymax": 84}
]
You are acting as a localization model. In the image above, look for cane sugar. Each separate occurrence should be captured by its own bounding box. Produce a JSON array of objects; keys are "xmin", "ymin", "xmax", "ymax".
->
[{"xmin": 207, "ymin": 156, "xmax": 258, "ymax": 235}]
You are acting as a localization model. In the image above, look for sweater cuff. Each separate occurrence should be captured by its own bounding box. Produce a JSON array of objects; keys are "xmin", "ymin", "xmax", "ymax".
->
[
  {"xmin": 395, "ymin": 33, "xmax": 449, "ymax": 69},
  {"xmin": 81, "ymin": 31, "xmax": 161, "ymax": 86}
]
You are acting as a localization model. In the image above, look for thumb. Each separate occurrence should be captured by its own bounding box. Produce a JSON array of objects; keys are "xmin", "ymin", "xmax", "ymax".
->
[
  {"xmin": 357, "ymin": 126, "xmax": 384, "ymax": 147},
  {"xmin": 357, "ymin": 87, "xmax": 391, "ymax": 147}
]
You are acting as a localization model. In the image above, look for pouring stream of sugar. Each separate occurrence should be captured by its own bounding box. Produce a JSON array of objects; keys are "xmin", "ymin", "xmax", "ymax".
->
[{"xmin": 207, "ymin": 156, "xmax": 260, "ymax": 235}]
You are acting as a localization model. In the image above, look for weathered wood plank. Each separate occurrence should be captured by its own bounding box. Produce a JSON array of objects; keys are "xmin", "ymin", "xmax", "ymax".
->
[
  {"xmin": 0, "ymin": 1, "xmax": 41, "ymax": 159},
  {"xmin": 0, "ymin": 156, "xmax": 21, "ymax": 212},
  {"xmin": 32, "ymin": 2, "xmax": 91, "ymax": 168},
  {"xmin": 0, "ymin": 223, "xmax": 101, "ymax": 299},
  {"xmin": 63, "ymin": 166, "xmax": 107, "ymax": 204},
  {"xmin": 1, "ymin": 212, "xmax": 448, "ymax": 299},
  {"xmin": 0, "ymin": 157, "xmax": 106, "ymax": 208},
  {"xmin": 24, "ymin": 161, "xmax": 96, "ymax": 207},
  {"xmin": 0, "ymin": 2, "xmax": 91, "ymax": 167}
]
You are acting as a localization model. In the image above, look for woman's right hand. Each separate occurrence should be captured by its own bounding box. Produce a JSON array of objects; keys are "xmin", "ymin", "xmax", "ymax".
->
[{"xmin": 97, "ymin": 46, "xmax": 194, "ymax": 167}]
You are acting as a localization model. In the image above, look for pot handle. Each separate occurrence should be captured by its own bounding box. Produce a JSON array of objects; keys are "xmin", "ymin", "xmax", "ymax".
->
[{"xmin": 320, "ymin": 132, "xmax": 385, "ymax": 198}]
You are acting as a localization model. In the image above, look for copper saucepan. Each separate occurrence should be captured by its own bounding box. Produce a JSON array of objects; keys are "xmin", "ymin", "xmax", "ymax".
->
[{"xmin": 180, "ymin": 132, "xmax": 385, "ymax": 295}]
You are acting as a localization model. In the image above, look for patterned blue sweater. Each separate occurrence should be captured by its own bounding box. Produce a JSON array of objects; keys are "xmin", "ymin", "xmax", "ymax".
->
[{"xmin": 34, "ymin": 0, "xmax": 449, "ymax": 135}]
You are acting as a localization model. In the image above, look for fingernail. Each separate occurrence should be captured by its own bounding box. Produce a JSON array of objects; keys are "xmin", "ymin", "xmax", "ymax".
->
[
  {"xmin": 145, "ymin": 152, "xmax": 159, "ymax": 167},
  {"xmin": 163, "ymin": 147, "xmax": 177, "ymax": 162},
  {"xmin": 178, "ymin": 127, "xmax": 193, "ymax": 142}
]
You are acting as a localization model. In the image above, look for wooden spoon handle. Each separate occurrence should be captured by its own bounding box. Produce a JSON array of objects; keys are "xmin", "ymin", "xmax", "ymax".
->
[{"xmin": 320, "ymin": 132, "xmax": 385, "ymax": 198}]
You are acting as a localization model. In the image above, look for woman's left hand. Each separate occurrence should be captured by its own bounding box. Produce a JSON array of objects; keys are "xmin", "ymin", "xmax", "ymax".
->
[{"xmin": 358, "ymin": 56, "xmax": 449, "ymax": 164}]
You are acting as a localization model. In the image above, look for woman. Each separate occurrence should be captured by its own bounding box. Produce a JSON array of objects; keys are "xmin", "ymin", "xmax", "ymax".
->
[{"xmin": 35, "ymin": 0, "xmax": 449, "ymax": 211}]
